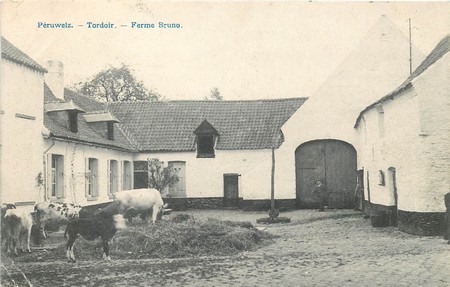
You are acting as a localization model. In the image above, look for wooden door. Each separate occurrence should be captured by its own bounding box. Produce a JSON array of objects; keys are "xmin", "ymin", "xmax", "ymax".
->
[
  {"xmin": 223, "ymin": 174, "xmax": 239, "ymax": 208},
  {"xmin": 168, "ymin": 161, "xmax": 186, "ymax": 198},
  {"xmin": 296, "ymin": 140, "xmax": 356, "ymax": 209},
  {"xmin": 356, "ymin": 169, "xmax": 365, "ymax": 211},
  {"xmin": 388, "ymin": 167, "xmax": 398, "ymax": 226}
]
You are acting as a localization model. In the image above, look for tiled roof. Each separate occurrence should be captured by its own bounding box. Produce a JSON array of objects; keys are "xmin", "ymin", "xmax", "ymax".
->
[
  {"xmin": 1, "ymin": 37, "xmax": 47, "ymax": 73},
  {"xmin": 107, "ymin": 98, "xmax": 307, "ymax": 151},
  {"xmin": 355, "ymin": 34, "xmax": 450, "ymax": 127},
  {"xmin": 63, "ymin": 88, "xmax": 106, "ymax": 112},
  {"xmin": 44, "ymin": 85, "xmax": 136, "ymax": 151}
]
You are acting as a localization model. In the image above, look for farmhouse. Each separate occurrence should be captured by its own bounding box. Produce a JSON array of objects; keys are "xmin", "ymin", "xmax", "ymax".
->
[
  {"xmin": 1, "ymin": 37, "xmax": 47, "ymax": 208},
  {"xmin": 1, "ymin": 36, "xmax": 309, "ymax": 210}
]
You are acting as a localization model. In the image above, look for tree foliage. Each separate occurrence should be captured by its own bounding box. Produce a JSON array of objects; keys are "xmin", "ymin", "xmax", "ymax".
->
[
  {"xmin": 204, "ymin": 87, "xmax": 223, "ymax": 101},
  {"xmin": 147, "ymin": 158, "xmax": 179, "ymax": 192},
  {"xmin": 72, "ymin": 63, "xmax": 161, "ymax": 102}
]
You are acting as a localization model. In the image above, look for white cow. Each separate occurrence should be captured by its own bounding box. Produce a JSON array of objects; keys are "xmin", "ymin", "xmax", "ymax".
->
[
  {"xmin": 4, "ymin": 208, "xmax": 35, "ymax": 254},
  {"xmin": 114, "ymin": 188, "xmax": 168, "ymax": 223}
]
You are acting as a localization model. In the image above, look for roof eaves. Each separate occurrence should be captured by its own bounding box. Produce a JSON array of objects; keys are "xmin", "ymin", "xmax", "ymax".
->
[
  {"xmin": 45, "ymin": 100, "xmax": 85, "ymax": 113},
  {"xmin": 354, "ymin": 82, "xmax": 412, "ymax": 128},
  {"xmin": 1, "ymin": 37, "xmax": 47, "ymax": 73},
  {"xmin": 49, "ymin": 134, "xmax": 137, "ymax": 152}
]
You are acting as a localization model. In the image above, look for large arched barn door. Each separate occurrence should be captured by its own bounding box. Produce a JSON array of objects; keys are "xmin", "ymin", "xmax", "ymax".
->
[{"xmin": 295, "ymin": 140, "xmax": 357, "ymax": 209}]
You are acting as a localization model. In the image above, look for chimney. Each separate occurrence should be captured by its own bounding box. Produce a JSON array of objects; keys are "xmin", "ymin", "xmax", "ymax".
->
[{"xmin": 45, "ymin": 60, "xmax": 65, "ymax": 100}]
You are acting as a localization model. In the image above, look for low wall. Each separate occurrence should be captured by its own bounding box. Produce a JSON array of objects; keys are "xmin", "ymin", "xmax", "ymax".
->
[
  {"xmin": 163, "ymin": 197, "xmax": 297, "ymax": 212},
  {"xmin": 363, "ymin": 200, "xmax": 445, "ymax": 236}
]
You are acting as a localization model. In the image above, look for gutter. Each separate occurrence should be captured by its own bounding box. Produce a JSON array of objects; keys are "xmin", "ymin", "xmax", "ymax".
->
[{"xmin": 49, "ymin": 135, "xmax": 136, "ymax": 153}]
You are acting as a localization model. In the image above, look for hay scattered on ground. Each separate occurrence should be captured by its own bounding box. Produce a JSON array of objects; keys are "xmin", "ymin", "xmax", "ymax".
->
[
  {"xmin": 11, "ymin": 215, "xmax": 275, "ymax": 262},
  {"xmin": 114, "ymin": 216, "xmax": 275, "ymax": 259}
]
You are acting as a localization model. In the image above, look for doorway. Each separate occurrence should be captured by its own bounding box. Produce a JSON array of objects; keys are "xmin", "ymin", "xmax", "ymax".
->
[
  {"xmin": 295, "ymin": 140, "xmax": 357, "ymax": 209},
  {"xmin": 388, "ymin": 167, "xmax": 398, "ymax": 226},
  {"xmin": 223, "ymin": 174, "xmax": 239, "ymax": 208}
]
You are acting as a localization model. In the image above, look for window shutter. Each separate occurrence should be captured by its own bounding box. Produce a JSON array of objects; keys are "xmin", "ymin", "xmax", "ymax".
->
[
  {"xmin": 85, "ymin": 158, "xmax": 90, "ymax": 197},
  {"xmin": 92, "ymin": 160, "xmax": 99, "ymax": 198},
  {"xmin": 120, "ymin": 161, "xmax": 124, "ymax": 191},
  {"xmin": 113, "ymin": 162, "xmax": 118, "ymax": 195},
  {"xmin": 107, "ymin": 160, "xmax": 111, "ymax": 197}
]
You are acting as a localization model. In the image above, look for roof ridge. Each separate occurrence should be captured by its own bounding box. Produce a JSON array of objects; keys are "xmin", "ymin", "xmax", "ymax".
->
[{"xmin": 107, "ymin": 97, "xmax": 308, "ymax": 105}]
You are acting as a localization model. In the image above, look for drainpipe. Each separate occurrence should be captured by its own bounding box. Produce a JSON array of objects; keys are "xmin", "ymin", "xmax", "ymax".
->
[{"xmin": 42, "ymin": 135, "xmax": 55, "ymax": 203}]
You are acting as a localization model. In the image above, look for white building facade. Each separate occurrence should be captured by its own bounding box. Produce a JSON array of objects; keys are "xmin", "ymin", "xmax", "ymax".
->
[{"xmin": 355, "ymin": 35, "xmax": 450, "ymax": 235}]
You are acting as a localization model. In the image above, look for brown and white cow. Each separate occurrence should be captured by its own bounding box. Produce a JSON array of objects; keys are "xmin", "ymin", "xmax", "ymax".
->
[
  {"xmin": 114, "ymin": 188, "xmax": 169, "ymax": 224},
  {"xmin": 34, "ymin": 202, "xmax": 82, "ymax": 238}
]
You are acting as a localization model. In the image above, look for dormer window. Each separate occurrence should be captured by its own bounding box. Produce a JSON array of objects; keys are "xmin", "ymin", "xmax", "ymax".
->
[
  {"xmin": 84, "ymin": 111, "xmax": 120, "ymax": 141},
  {"xmin": 107, "ymin": 122, "xmax": 114, "ymax": 140},
  {"xmin": 197, "ymin": 135, "xmax": 215, "ymax": 156},
  {"xmin": 193, "ymin": 119, "xmax": 219, "ymax": 158},
  {"xmin": 68, "ymin": 110, "xmax": 78, "ymax": 133},
  {"xmin": 45, "ymin": 100, "xmax": 85, "ymax": 134}
]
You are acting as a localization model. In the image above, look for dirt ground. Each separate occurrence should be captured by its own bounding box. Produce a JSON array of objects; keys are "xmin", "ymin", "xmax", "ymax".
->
[{"xmin": 1, "ymin": 209, "xmax": 449, "ymax": 287}]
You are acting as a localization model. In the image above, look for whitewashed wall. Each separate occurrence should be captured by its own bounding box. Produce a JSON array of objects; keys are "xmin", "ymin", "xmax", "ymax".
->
[
  {"xmin": 415, "ymin": 52, "xmax": 450, "ymax": 212},
  {"xmin": 135, "ymin": 149, "xmax": 273, "ymax": 200},
  {"xmin": 270, "ymin": 18, "xmax": 420, "ymax": 201},
  {"xmin": 43, "ymin": 139, "xmax": 134, "ymax": 205},
  {"xmin": 356, "ymin": 51, "xmax": 450, "ymax": 212},
  {"xmin": 0, "ymin": 60, "xmax": 46, "ymax": 205}
]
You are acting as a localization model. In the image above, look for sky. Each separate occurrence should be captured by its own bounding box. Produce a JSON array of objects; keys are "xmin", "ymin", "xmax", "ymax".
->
[{"xmin": 1, "ymin": 1, "xmax": 449, "ymax": 101}]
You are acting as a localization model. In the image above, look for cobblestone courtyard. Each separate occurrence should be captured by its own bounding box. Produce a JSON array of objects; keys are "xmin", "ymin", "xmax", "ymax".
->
[{"xmin": 2, "ymin": 209, "xmax": 449, "ymax": 286}]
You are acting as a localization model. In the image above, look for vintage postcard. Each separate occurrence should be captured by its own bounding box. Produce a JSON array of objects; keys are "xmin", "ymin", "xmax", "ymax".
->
[{"xmin": 1, "ymin": 1, "xmax": 449, "ymax": 286}]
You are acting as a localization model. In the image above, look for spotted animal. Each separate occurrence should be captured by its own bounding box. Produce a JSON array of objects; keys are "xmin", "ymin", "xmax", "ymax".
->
[{"xmin": 34, "ymin": 202, "xmax": 82, "ymax": 238}]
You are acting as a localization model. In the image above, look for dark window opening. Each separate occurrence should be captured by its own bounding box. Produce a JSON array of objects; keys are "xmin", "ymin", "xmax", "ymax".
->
[
  {"xmin": 107, "ymin": 122, "xmax": 114, "ymax": 140},
  {"xmin": 68, "ymin": 111, "xmax": 78, "ymax": 133},
  {"xmin": 197, "ymin": 135, "xmax": 215, "ymax": 158},
  {"xmin": 134, "ymin": 161, "xmax": 149, "ymax": 189}
]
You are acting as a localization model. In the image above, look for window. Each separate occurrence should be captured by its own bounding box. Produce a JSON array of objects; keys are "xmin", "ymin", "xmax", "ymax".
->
[
  {"xmin": 377, "ymin": 106, "xmax": 385, "ymax": 138},
  {"xmin": 193, "ymin": 120, "xmax": 219, "ymax": 158},
  {"xmin": 85, "ymin": 158, "xmax": 99, "ymax": 199},
  {"xmin": 197, "ymin": 135, "xmax": 216, "ymax": 158},
  {"xmin": 68, "ymin": 110, "xmax": 79, "ymax": 133},
  {"xmin": 49, "ymin": 154, "xmax": 64, "ymax": 199},
  {"xmin": 167, "ymin": 161, "xmax": 186, "ymax": 198},
  {"xmin": 133, "ymin": 161, "xmax": 149, "ymax": 189},
  {"xmin": 107, "ymin": 122, "xmax": 114, "ymax": 140},
  {"xmin": 108, "ymin": 160, "xmax": 119, "ymax": 198},
  {"xmin": 122, "ymin": 161, "xmax": 133, "ymax": 190}
]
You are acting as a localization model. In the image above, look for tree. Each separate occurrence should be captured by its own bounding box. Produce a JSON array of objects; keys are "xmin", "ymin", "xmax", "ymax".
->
[
  {"xmin": 204, "ymin": 87, "xmax": 223, "ymax": 101},
  {"xmin": 72, "ymin": 63, "xmax": 161, "ymax": 102},
  {"xmin": 147, "ymin": 158, "xmax": 179, "ymax": 193}
]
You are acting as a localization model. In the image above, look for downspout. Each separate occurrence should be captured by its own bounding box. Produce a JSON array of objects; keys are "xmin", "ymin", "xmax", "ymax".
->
[{"xmin": 43, "ymin": 136, "xmax": 55, "ymax": 202}]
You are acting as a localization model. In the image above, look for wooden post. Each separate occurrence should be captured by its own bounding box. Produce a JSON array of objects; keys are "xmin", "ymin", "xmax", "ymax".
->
[{"xmin": 271, "ymin": 147, "xmax": 275, "ymax": 212}]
